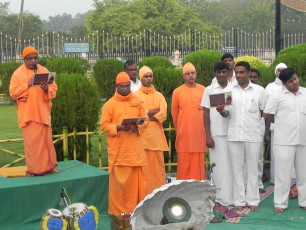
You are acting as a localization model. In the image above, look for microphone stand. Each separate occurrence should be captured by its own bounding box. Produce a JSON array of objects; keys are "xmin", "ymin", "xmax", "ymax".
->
[
  {"xmin": 209, "ymin": 164, "xmax": 223, "ymax": 223},
  {"xmin": 60, "ymin": 188, "xmax": 75, "ymax": 230}
]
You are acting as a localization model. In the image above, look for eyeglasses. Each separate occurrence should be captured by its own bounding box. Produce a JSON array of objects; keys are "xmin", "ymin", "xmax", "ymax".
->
[
  {"xmin": 117, "ymin": 84, "xmax": 131, "ymax": 88},
  {"xmin": 25, "ymin": 56, "xmax": 38, "ymax": 61},
  {"xmin": 184, "ymin": 71, "xmax": 196, "ymax": 76},
  {"xmin": 127, "ymin": 68, "xmax": 137, "ymax": 71}
]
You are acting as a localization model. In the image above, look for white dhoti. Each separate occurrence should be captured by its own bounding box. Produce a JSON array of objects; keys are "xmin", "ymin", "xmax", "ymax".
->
[{"xmin": 209, "ymin": 136, "xmax": 234, "ymax": 206}]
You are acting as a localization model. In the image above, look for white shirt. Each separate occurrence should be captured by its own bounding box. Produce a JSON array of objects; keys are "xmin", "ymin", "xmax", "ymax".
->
[
  {"xmin": 201, "ymin": 83, "xmax": 232, "ymax": 136},
  {"xmin": 226, "ymin": 82, "xmax": 265, "ymax": 142},
  {"xmin": 130, "ymin": 78, "xmax": 141, "ymax": 92},
  {"xmin": 211, "ymin": 72, "xmax": 237, "ymax": 85},
  {"xmin": 264, "ymin": 86, "xmax": 306, "ymax": 146},
  {"xmin": 265, "ymin": 78, "xmax": 284, "ymax": 130}
]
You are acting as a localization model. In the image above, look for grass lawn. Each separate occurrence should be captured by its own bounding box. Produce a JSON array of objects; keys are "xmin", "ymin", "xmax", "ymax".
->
[{"xmin": 0, "ymin": 104, "xmax": 109, "ymax": 168}]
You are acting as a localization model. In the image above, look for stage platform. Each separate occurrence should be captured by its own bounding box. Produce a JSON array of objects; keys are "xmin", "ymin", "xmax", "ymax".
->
[{"xmin": 0, "ymin": 160, "xmax": 109, "ymax": 230}]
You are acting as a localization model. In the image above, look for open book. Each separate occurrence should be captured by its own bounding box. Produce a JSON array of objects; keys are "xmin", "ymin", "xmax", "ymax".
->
[
  {"xmin": 32, "ymin": 72, "xmax": 56, "ymax": 86},
  {"xmin": 209, "ymin": 92, "xmax": 232, "ymax": 107},
  {"xmin": 121, "ymin": 117, "xmax": 146, "ymax": 126}
]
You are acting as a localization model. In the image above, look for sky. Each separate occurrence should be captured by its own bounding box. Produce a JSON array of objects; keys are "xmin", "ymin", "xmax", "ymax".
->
[{"xmin": 2, "ymin": 0, "xmax": 95, "ymax": 20}]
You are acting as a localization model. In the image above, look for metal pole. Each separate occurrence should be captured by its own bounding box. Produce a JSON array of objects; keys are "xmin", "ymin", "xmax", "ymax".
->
[
  {"xmin": 275, "ymin": 0, "xmax": 281, "ymax": 56},
  {"xmin": 16, "ymin": 0, "xmax": 24, "ymax": 59}
]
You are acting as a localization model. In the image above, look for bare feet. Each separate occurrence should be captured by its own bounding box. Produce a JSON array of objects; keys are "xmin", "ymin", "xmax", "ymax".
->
[
  {"xmin": 275, "ymin": 207, "xmax": 284, "ymax": 213},
  {"xmin": 215, "ymin": 202, "xmax": 221, "ymax": 207},
  {"xmin": 235, "ymin": 206, "xmax": 244, "ymax": 211},
  {"xmin": 250, "ymin": 206, "xmax": 259, "ymax": 211}
]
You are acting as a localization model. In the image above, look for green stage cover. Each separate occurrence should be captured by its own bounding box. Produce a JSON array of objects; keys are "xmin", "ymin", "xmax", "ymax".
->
[{"xmin": 0, "ymin": 160, "xmax": 109, "ymax": 230}]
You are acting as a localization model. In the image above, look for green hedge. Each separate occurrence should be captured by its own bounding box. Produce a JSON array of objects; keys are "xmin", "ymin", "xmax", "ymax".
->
[
  {"xmin": 51, "ymin": 73, "xmax": 101, "ymax": 161},
  {"xmin": 277, "ymin": 43, "xmax": 306, "ymax": 56},
  {"xmin": 273, "ymin": 52, "xmax": 306, "ymax": 82},
  {"xmin": 257, "ymin": 66, "xmax": 275, "ymax": 88},
  {"xmin": 235, "ymin": 56, "xmax": 266, "ymax": 69},
  {"xmin": 46, "ymin": 57, "xmax": 88, "ymax": 75},
  {"xmin": 181, "ymin": 49, "xmax": 222, "ymax": 86},
  {"xmin": 0, "ymin": 62, "xmax": 23, "ymax": 101},
  {"xmin": 138, "ymin": 56, "xmax": 174, "ymax": 69},
  {"xmin": 93, "ymin": 58, "xmax": 124, "ymax": 99}
]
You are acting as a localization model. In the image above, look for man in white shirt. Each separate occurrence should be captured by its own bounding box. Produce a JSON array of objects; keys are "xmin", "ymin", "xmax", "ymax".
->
[
  {"xmin": 202, "ymin": 62, "xmax": 234, "ymax": 206},
  {"xmin": 124, "ymin": 60, "xmax": 141, "ymax": 92},
  {"xmin": 265, "ymin": 63, "xmax": 287, "ymax": 185},
  {"xmin": 217, "ymin": 61, "xmax": 265, "ymax": 211},
  {"xmin": 211, "ymin": 53, "xmax": 237, "ymax": 85},
  {"xmin": 263, "ymin": 68, "xmax": 306, "ymax": 213},
  {"xmin": 250, "ymin": 68, "xmax": 266, "ymax": 194}
]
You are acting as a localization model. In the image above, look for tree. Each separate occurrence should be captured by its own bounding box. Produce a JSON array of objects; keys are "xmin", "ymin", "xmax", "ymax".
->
[
  {"xmin": 0, "ymin": 12, "xmax": 44, "ymax": 39},
  {"xmin": 87, "ymin": 0, "xmax": 223, "ymax": 37},
  {"xmin": 0, "ymin": 1, "xmax": 9, "ymax": 16}
]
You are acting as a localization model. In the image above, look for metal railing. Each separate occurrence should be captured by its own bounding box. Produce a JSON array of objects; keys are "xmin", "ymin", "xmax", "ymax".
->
[{"xmin": 1, "ymin": 28, "xmax": 304, "ymax": 65}]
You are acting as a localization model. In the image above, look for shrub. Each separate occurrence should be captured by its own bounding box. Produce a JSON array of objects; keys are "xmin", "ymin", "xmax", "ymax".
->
[
  {"xmin": 181, "ymin": 49, "xmax": 222, "ymax": 86},
  {"xmin": 257, "ymin": 66, "xmax": 275, "ymax": 88},
  {"xmin": 38, "ymin": 55, "xmax": 58, "ymax": 67},
  {"xmin": 273, "ymin": 52, "xmax": 306, "ymax": 82},
  {"xmin": 138, "ymin": 56, "xmax": 174, "ymax": 69},
  {"xmin": 151, "ymin": 67, "xmax": 184, "ymax": 124},
  {"xmin": 277, "ymin": 43, "xmax": 306, "ymax": 56},
  {"xmin": 0, "ymin": 62, "xmax": 23, "ymax": 101},
  {"xmin": 46, "ymin": 57, "xmax": 88, "ymax": 75},
  {"xmin": 234, "ymin": 56, "xmax": 266, "ymax": 69},
  {"xmin": 93, "ymin": 58, "xmax": 124, "ymax": 99},
  {"xmin": 51, "ymin": 73, "xmax": 101, "ymax": 161}
]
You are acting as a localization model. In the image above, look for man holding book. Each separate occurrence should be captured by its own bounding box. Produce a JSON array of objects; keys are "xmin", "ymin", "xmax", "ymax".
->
[
  {"xmin": 201, "ymin": 62, "xmax": 234, "ymax": 206},
  {"xmin": 135, "ymin": 66, "xmax": 169, "ymax": 194},
  {"xmin": 100, "ymin": 72, "xmax": 149, "ymax": 216},
  {"xmin": 216, "ymin": 61, "xmax": 265, "ymax": 211},
  {"xmin": 9, "ymin": 46, "xmax": 58, "ymax": 176}
]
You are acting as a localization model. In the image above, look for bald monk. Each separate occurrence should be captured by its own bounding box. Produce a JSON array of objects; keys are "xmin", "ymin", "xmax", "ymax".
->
[
  {"xmin": 135, "ymin": 66, "xmax": 169, "ymax": 194},
  {"xmin": 100, "ymin": 72, "xmax": 149, "ymax": 216},
  {"xmin": 171, "ymin": 62, "xmax": 206, "ymax": 180},
  {"xmin": 9, "ymin": 46, "xmax": 58, "ymax": 176}
]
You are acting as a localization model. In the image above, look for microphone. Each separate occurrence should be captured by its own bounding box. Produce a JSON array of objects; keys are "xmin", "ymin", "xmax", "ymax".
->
[
  {"xmin": 59, "ymin": 188, "xmax": 65, "ymax": 206},
  {"xmin": 33, "ymin": 64, "xmax": 37, "ymax": 73}
]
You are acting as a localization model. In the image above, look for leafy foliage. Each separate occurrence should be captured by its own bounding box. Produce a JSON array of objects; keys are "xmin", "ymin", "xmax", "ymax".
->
[
  {"xmin": 87, "ymin": 0, "xmax": 223, "ymax": 37},
  {"xmin": 138, "ymin": 56, "xmax": 174, "ymax": 69},
  {"xmin": 93, "ymin": 58, "xmax": 124, "ymax": 99},
  {"xmin": 234, "ymin": 56, "xmax": 266, "ymax": 69},
  {"xmin": 257, "ymin": 65, "xmax": 275, "ymax": 88},
  {"xmin": 0, "ymin": 62, "xmax": 23, "ymax": 101},
  {"xmin": 273, "ymin": 44, "xmax": 306, "ymax": 82},
  {"xmin": 46, "ymin": 57, "xmax": 88, "ymax": 75},
  {"xmin": 182, "ymin": 49, "xmax": 222, "ymax": 86},
  {"xmin": 0, "ymin": 13, "xmax": 44, "ymax": 39},
  {"xmin": 51, "ymin": 73, "xmax": 101, "ymax": 161}
]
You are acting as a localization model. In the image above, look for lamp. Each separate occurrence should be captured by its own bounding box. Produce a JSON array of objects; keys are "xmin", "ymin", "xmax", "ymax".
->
[
  {"xmin": 161, "ymin": 197, "xmax": 191, "ymax": 224},
  {"xmin": 130, "ymin": 180, "xmax": 215, "ymax": 229}
]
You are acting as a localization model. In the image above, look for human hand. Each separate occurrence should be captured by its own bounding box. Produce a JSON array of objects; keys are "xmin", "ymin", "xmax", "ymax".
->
[
  {"xmin": 206, "ymin": 136, "xmax": 215, "ymax": 148},
  {"xmin": 39, "ymin": 81, "xmax": 48, "ymax": 92},
  {"xmin": 131, "ymin": 125, "xmax": 138, "ymax": 133}
]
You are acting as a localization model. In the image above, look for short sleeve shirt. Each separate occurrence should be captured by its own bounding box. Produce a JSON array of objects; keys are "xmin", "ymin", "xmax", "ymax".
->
[
  {"xmin": 226, "ymin": 82, "xmax": 265, "ymax": 142},
  {"xmin": 264, "ymin": 86, "xmax": 306, "ymax": 146},
  {"xmin": 201, "ymin": 83, "xmax": 232, "ymax": 136}
]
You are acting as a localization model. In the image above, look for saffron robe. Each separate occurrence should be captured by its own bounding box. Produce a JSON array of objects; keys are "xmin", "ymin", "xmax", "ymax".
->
[
  {"xmin": 171, "ymin": 83, "xmax": 206, "ymax": 180},
  {"xmin": 135, "ymin": 85, "xmax": 169, "ymax": 193},
  {"xmin": 9, "ymin": 63, "xmax": 58, "ymax": 175},
  {"xmin": 100, "ymin": 91, "xmax": 149, "ymax": 215}
]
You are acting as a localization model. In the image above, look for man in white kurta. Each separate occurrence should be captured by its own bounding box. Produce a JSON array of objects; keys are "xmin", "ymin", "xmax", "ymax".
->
[
  {"xmin": 263, "ymin": 68, "xmax": 306, "ymax": 213},
  {"xmin": 265, "ymin": 63, "xmax": 287, "ymax": 184},
  {"xmin": 217, "ymin": 61, "xmax": 264, "ymax": 211},
  {"xmin": 201, "ymin": 62, "xmax": 234, "ymax": 206}
]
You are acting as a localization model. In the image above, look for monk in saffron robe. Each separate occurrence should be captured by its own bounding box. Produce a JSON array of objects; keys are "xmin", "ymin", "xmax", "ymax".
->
[
  {"xmin": 171, "ymin": 62, "xmax": 206, "ymax": 180},
  {"xmin": 9, "ymin": 46, "xmax": 58, "ymax": 176},
  {"xmin": 100, "ymin": 72, "xmax": 149, "ymax": 216},
  {"xmin": 135, "ymin": 66, "xmax": 169, "ymax": 194}
]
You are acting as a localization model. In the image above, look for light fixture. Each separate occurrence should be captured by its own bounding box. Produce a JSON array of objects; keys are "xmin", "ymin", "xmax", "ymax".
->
[
  {"xmin": 161, "ymin": 197, "xmax": 191, "ymax": 224},
  {"xmin": 130, "ymin": 180, "xmax": 216, "ymax": 229}
]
